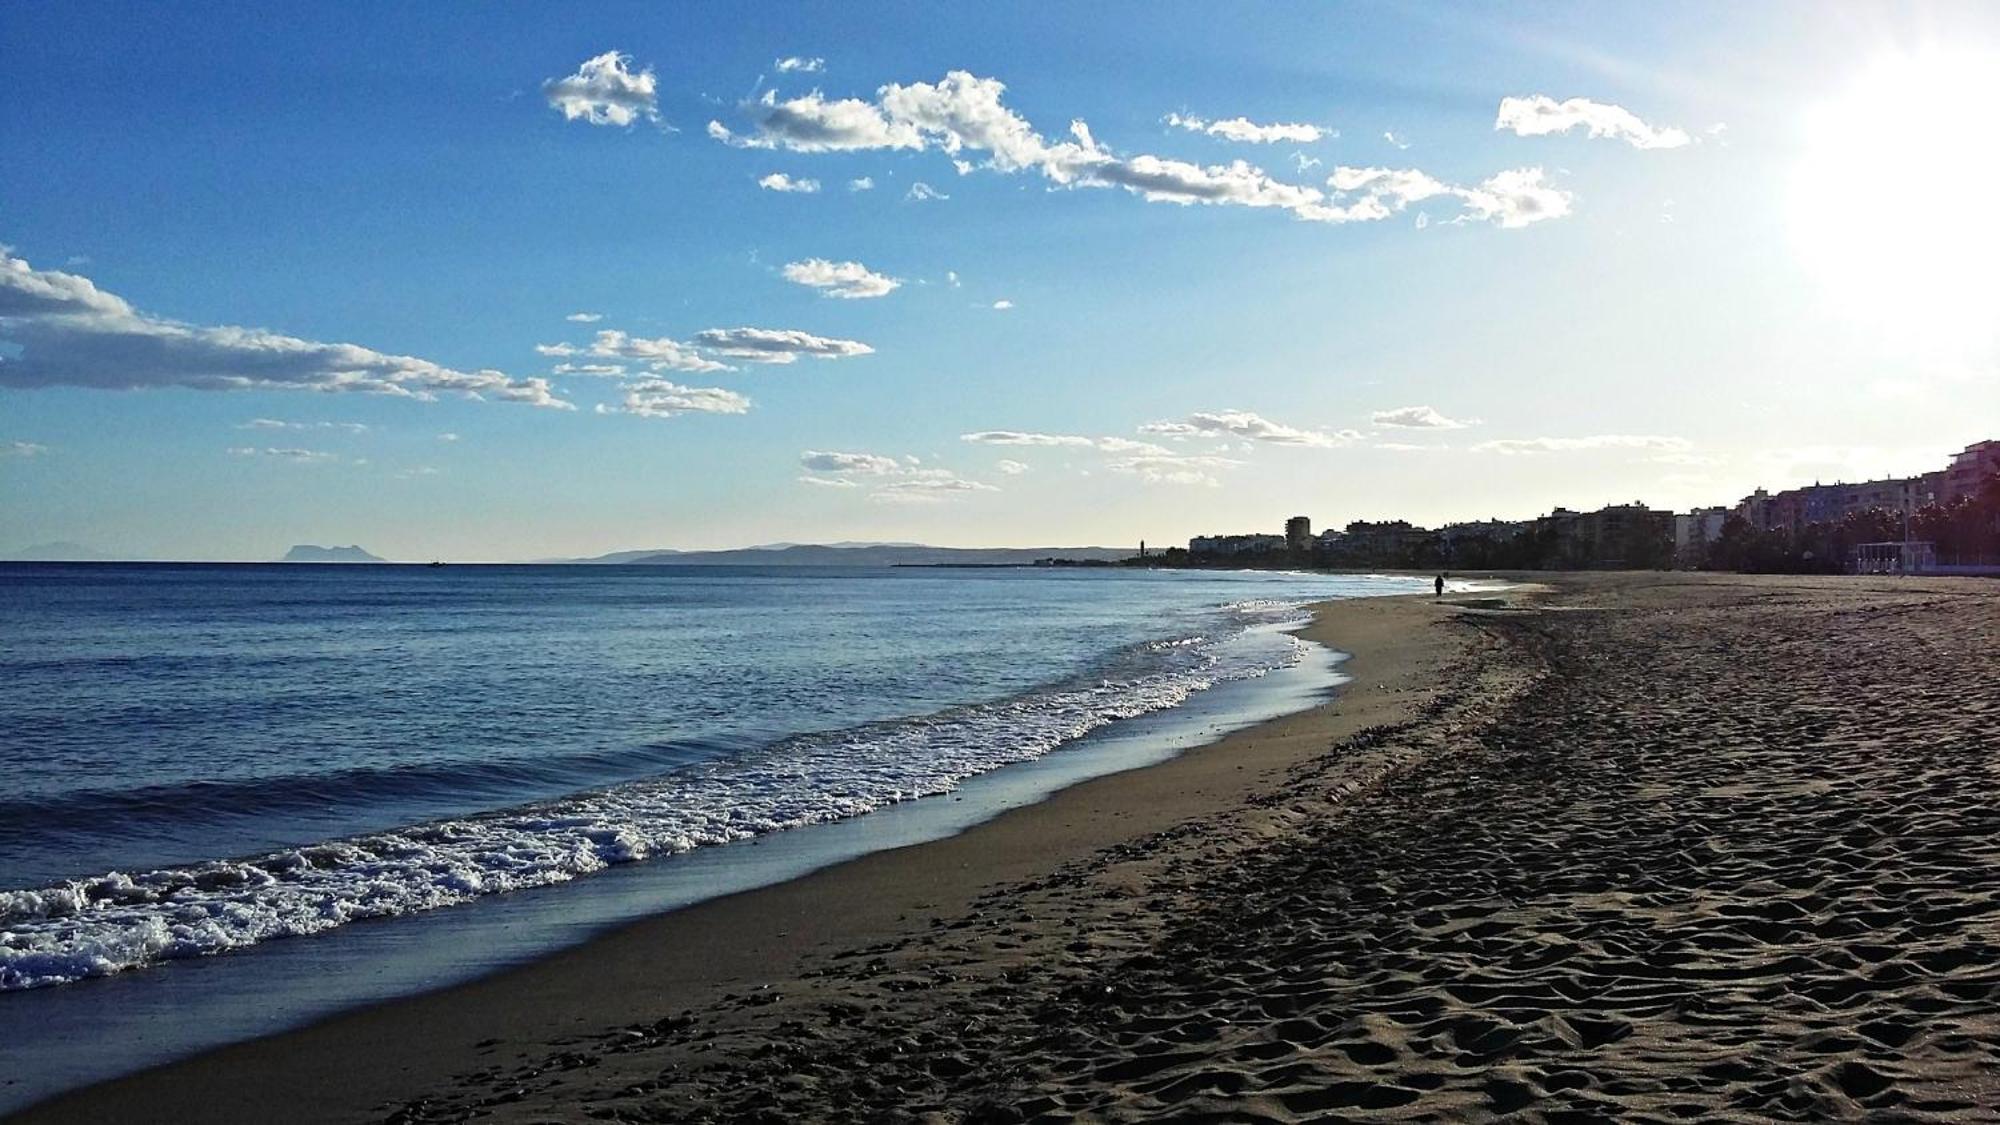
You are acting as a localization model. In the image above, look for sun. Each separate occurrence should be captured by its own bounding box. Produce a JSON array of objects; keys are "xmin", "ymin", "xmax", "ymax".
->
[{"xmin": 1788, "ymin": 51, "xmax": 2000, "ymax": 355}]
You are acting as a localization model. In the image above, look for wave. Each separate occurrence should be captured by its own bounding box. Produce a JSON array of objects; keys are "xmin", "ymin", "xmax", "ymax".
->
[
  {"xmin": 0, "ymin": 603, "xmax": 1312, "ymax": 991},
  {"xmin": 0, "ymin": 735, "xmax": 760, "ymax": 849}
]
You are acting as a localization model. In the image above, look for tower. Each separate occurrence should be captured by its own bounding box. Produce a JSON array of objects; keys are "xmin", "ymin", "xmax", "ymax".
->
[{"xmin": 1285, "ymin": 515, "xmax": 1311, "ymax": 553}]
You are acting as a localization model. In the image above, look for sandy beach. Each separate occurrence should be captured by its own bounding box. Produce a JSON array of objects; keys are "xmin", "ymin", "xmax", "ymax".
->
[{"xmin": 19, "ymin": 573, "xmax": 2000, "ymax": 1123}]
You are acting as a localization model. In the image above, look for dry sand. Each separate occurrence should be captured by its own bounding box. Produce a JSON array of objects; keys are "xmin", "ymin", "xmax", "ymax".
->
[{"xmin": 19, "ymin": 573, "xmax": 2000, "ymax": 1122}]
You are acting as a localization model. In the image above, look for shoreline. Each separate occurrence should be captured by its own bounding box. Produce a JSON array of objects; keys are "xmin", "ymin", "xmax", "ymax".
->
[{"xmin": 13, "ymin": 589, "xmax": 1489, "ymax": 1123}]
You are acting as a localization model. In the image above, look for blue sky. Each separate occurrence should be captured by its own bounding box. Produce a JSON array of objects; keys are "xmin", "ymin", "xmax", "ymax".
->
[{"xmin": 5, "ymin": 2, "xmax": 1998, "ymax": 559}]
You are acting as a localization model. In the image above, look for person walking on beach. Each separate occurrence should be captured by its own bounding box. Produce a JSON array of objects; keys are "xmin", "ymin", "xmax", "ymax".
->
[{"xmin": 1434, "ymin": 573, "xmax": 1445, "ymax": 599}]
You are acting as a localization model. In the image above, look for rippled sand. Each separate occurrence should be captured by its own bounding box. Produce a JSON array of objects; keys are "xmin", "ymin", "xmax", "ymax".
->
[{"xmin": 29, "ymin": 574, "xmax": 2000, "ymax": 1123}]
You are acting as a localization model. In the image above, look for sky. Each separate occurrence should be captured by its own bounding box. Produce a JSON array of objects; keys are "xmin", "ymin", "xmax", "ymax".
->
[{"xmin": 4, "ymin": 1, "xmax": 1999, "ymax": 560}]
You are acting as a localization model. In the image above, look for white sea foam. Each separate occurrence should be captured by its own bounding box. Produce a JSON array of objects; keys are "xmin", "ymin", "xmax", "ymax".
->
[{"xmin": 0, "ymin": 607, "xmax": 1312, "ymax": 990}]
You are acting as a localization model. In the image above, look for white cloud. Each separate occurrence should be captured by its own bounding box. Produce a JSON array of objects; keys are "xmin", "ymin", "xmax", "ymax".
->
[
  {"xmin": 1322, "ymin": 165, "xmax": 1453, "ymax": 220},
  {"xmin": 960, "ymin": 430, "xmax": 1097, "ymax": 447},
  {"xmin": 1094, "ymin": 436, "xmax": 1173, "ymax": 455},
  {"xmin": 774, "ymin": 56, "xmax": 825, "ymax": 74},
  {"xmin": 709, "ymin": 88, "xmax": 923, "ymax": 152},
  {"xmin": 606, "ymin": 330, "xmax": 732, "ymax": 372},
  {"xmin": 541, "ymin": 326, "xmax": 868, "ymax": 372},
  {"xmin": 437, "ymin": 432, "xmax": 459, "ymax": 442},
  {"xmin": 544, "ymin": 51, "xmax": 659, "ymax": 128},
  {"xmin": 3, "ymin": 440, "xmax": 48, "ymax": 458},
  {"xmin": 797, "ymin": 449, "xmax": 997, "ymax": 502},
  {"xmin": 875, "ymin": 73, "xmax": 1098, "ymax": 175},
  {"xmin": 1472, "ymin": 434, "xmax": 1692, "ymax": 455},
  {"xmin": 1142, "ymin": 410, "xmax": 1359, "ymax": 448},
  {"xmin": 566, "ymin": 312, "xmax": 603, "ymax": 323},
  {"xmin": 800, "ymin": 450, "xmax": 901, "ymax": 474},
  {"xmin": 239, "ymin": 418, "xmax": 369, "ymax": 433},
  {"xmin": 781, "ymin": 258, "xmax": 901, "ymax": 299},
  {"xmin": 692, "ymin": 326, "xmax": 873, "ymax": 363},
  {"xmin": 227, "ymin": 446, "xmax": 339, "ymax": 463},
  {"xmin": 872, "ymin": 474, "xmax": 998, "ymax": 502},
  {"xmin": 1371, "ymin": 405, "xmax": 1472, "ymax": 429},
  {"xmin": 946, "ymin": 270, "xmax": 961, "ymax": 287},
  {"xmin": 1165, "ymin": 113, "xmax": 1326, "ymax": 144},
  {"xmin": 1383, "ymin": 130, "xmax": 1410, "ymax": 150},
  {"xmin": 991, "ymin": 299, "xmax": 1013, "ymax": 310},
  {"xmin": 960, "ymin": 431, "xmax": 1180, "ymax": 457},
  {"xmin": 1454, "ymin": 167, "xmax": 1573, "ymax": 229},
  {"xmin": 758, "ymin": 172, "xmax": 821, "ymax": 193},
  {"xmin": 959, "ymin": 429, "xmax": 1230, "ymax": 485},
  {"xmin": 1104, "ymin": 453, "xmax": 1241, "ymax": 486},
  {"xmin": 708, "ymin": 70, "xmax": 1569, "ymax": 230},
  {"xmin": 582, "ymin": 329, "xmax": 732, "ymax": 373},
  {"xmin": 0, "ymin": 252, "xmax": 567, "ymax": 408},
  {"xmin": 905, "ymin": 181, "xmax": 948, "ymax": 201},
  {"xmin": 1495, "ymin": 95, "xmax": 1691, "ymax": 149},
  {"xmin": 1317, "ymin": 165, "xmax": 1569, "ymax": 228},
  {"xmin": 602, "ymin": 378, "xmax": 750, "ymax": 418},
  {"xmin": 1095, "ymin": 154, "xmax": 1324, "ymax": 211},
  {"xmin": 848, "ymin": 176, "xmax": 875, "ymax": 191}
]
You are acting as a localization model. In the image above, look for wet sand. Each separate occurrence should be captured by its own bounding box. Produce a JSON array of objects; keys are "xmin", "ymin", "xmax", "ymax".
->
[{"xmin": 22, "ymin": 573, "xmax": 2000, "ymax": 1122}]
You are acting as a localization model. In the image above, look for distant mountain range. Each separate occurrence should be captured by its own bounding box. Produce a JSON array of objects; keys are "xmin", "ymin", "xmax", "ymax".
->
[
  {"xmin": 281, "ymin": 544, "xmax": 385, "ymax": 563},
  {"xmin": 6, "ymin": 542, "xmax": 1128, "ymax": 566},
  {"xmin": 3, "ymin": 541, "xmax": 111, "ymax": 561},
  {"xmin": 545, "ymin": 547, "xmax": 682, "ymax": 564},
  {"xmin": 549, "ymin": 543, "xmax": 1131, "ymax": 567}
]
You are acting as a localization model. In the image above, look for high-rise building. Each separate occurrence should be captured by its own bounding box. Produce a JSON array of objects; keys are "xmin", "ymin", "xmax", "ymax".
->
[{"xmin": 1944, "ymin": 440, "xmax": 2000, "ymax": 504}]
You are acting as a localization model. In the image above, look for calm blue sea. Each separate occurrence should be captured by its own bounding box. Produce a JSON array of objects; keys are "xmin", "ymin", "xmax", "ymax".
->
[{"xmin": 0, "ymin": 562, "xmax": 1428, "ymax": 1104}]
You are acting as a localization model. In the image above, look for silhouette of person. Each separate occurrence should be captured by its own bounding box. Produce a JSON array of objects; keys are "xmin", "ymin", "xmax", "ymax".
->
[{"xmin": 1434, "ymin": 573, "xmax": 1445, "ymax": 598}]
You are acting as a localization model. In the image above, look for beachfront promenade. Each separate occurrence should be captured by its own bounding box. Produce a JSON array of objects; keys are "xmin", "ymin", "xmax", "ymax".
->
[{"xmin": 22, "ymin": 573, "xmax": 2000, "ymax": 1123}]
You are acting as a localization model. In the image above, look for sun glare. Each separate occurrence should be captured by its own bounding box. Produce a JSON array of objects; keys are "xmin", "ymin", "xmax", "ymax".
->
[{"xmin": 1789, "ymin": 51, "xmax": 2000, "ymax": 354}]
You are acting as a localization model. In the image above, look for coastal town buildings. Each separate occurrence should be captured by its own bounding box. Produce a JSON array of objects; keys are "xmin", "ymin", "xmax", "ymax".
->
[
  {"xmin": 1337, "ymin": 520, "xmax": 1433, "ymax": 561},
  {"xmin": 1180, "ymin": 437, "xmax": 1996, "ymax": 574},
  {"xmin": 1733, "ymin": 474, "xmax": 1942, "ymax": 535},
  {"xmin": 1535, "ymin": 504, "xmax": 1674, "ymax": 569},
  {"xmin": 1187, "ymin": 533, "xmax": 1286, "ymax": 556},
  {"xmin": 1437, "ymin": 519, "xmax": 1530, "ymax": 565}
]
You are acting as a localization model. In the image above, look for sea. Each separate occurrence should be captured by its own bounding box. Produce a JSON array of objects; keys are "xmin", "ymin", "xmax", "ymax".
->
[{"xmin": 0, "ymin": 562, "xmax": 1434, "ymax": 1108}]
